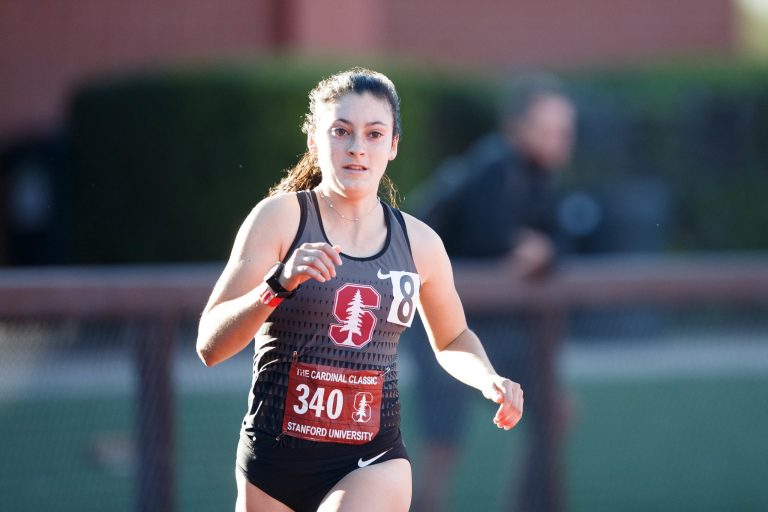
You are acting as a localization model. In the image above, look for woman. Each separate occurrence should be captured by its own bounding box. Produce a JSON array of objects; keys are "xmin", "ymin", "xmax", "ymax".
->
[{"xmin": 196, "ymin": 68, "xmax": 524, "ymax": 512}]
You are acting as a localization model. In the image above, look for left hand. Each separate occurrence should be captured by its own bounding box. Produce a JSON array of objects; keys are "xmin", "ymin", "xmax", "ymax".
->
[{"xmin": 482, "ymin": 375, "xmax": 524, "ymax": 430}]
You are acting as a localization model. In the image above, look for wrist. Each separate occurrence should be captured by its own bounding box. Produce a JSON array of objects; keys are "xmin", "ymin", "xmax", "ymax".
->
[
  {"xmin": 481, "ymin": 374, "xmax": 505, "ymax": 402},
  {"xmin": 256, "ymin": 281, "xmax": 284, "ymax": 308},
  {"xmin": 258, "ymin": 262, "xmax": 300, "ymax": 308},
  {"xmin": 278, "ymin": 273, "xmax": 299, "ymax": 292},
  {"xmin": 483, "ymin": 373, "xmax": 500, "ymax": 388},
  {"xmin": 264, "ymin": 261, "xmax": 299, "ymax": 296}
]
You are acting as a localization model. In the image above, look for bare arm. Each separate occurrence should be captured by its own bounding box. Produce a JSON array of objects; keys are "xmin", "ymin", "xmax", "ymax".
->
[
  {"xmin": 404, "ymin": 213, "xmax": 524, "ymax": 429},
  {"xmin": 197, "ymin": 193, "xmax": 344, "ymax": 367},
  {"xmin": 195, "ymin": 195, "xmax": 297, "ymax": 366}
]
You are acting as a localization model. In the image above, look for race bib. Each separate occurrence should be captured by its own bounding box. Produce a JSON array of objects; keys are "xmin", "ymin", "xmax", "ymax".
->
[{"xmin": 282, "ymin": 361, "xmax": 384, "ymax": 445}]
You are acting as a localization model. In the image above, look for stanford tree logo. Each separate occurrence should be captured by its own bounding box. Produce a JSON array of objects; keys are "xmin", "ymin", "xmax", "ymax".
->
[{"xmin": 328, "ymin": 284, "xmax": 381, "ymax": 349}]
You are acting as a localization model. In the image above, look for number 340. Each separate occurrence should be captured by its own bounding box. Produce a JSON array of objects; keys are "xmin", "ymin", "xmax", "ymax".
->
[{"xmin": 293, "ymin": 384, "xmax": 343, "ymax": 419}]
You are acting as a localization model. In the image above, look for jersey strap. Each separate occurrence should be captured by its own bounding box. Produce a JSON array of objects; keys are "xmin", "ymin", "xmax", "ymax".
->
[{"xmin": 387, "ymin": 204, "xmax": 412, "ymax": 254}]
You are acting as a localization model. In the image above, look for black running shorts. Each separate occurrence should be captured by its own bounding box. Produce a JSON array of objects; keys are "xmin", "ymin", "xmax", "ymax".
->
[{"xmin": 236, "ymin": 428, "xmax": 409, "ymax": 511}]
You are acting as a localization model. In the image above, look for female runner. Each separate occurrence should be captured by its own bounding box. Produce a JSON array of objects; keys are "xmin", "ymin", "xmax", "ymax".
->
[{"xmin": 196, "ymin": 67, "xmax": 524, "ymax": 512}]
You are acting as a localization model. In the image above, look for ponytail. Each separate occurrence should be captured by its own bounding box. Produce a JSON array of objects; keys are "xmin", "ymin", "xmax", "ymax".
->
[{"xmin": 268, "ymin": 151, "xmax": 322, "ymax": 197}]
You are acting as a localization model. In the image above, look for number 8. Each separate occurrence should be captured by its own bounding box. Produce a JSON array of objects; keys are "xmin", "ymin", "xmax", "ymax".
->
[{"xmin": 396, "ymin": 274, "xmax": 415, "ymax": 324}]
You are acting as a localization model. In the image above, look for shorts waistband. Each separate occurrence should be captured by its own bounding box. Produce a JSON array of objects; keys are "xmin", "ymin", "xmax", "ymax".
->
[{"xmin": 240, "ymin": 427, "xmax": 402, "ymax": 459}]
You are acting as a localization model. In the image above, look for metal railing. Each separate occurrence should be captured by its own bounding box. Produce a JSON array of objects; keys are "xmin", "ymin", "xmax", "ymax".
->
[{"xmin": 2, "ymin": 254, "xmax": 768, "ymax": 511}]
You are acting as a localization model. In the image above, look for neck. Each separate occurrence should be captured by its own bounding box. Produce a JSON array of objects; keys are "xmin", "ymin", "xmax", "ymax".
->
[
  {"xmin": 316, "ymin": 186, "xmax": 380, "ymax": 221},
  {"xmin": 313, "ymin": 187, "xmax": 387, "ymax": 257}
]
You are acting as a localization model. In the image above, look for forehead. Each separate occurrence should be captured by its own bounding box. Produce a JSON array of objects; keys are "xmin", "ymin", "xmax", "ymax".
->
[
  {"xmin": 316, "ymin": 92, "xmax": 393, "ymax": 125},
  {"xmin": 527, "ymin": 95, "xmax": 575, "ymax": 123}
]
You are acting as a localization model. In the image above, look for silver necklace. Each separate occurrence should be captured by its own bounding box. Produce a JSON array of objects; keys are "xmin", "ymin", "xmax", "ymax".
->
[{"xmin": 318, "ymin": 191, "xmax": 380, "ymax": 222}]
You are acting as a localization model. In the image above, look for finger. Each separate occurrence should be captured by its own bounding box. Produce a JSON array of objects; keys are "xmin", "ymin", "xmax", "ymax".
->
[
  {"xmin": 296, "ymin": 264, "xmax": 328, "ymax": 283},
  {"xmin": 324, "ymin": 244, "xmax": 344, "ymax": 266},
  {"xmin": 494, "ymin": 407, "xmax": 522, "ymax": 429},
  {"xmin": 302, "ymin": 249, "xmax": 337, "ymax": 279},
  {"xmin": 301, "ymin": 241, "xmax": 338, "ymax": 253},
  {"xmin": 494, "ymin": 402, "xmax": 522, "ymax": 423},
  {"xmin": 292, "ymin": 254, "xmax": 327, "ymax": 281},
  {"xmin": 300, "ymin": 242, "xmax": 343, "ymax": 267},
  {"xmin": 303, "ymin": 257, "xmax": 334, "ymax": 281},
  {"xmin": 494, "ymin": 395, "xmax": 524, "ymax": 428},
  {"xmin": 494, "ymin": 388, "xmax": 523, "ymax": 423},
  {"xmin": 502, "ymin": 413, "xmax": 522, "ymax": 429},
  {"xmin": 494, "ymin": 402, "xmax": 513, "ymax": 423},
  {"xmin": 498, "ymin": 416, "xmax": 521, "ymax": 430},
  {"xmin": 316, "ymin": 246, "xmax": 342, "ymax": 271}
]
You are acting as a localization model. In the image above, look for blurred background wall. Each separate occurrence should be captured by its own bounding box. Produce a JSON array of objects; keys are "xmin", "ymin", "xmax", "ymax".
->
[{"xmin": 0, "ymin": 0, "xmax": 735, "ymax": 144}]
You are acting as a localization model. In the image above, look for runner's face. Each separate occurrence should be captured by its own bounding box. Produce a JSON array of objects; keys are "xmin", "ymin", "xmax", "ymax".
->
[{"xmin": 309, "ymin": 92, "xmax": 399, "ymax": 198}]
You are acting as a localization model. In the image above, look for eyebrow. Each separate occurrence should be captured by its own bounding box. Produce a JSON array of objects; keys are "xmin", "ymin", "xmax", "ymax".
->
[{"xmin": 335, "ymin": 118, "xmax": 389, "ymax": 127}]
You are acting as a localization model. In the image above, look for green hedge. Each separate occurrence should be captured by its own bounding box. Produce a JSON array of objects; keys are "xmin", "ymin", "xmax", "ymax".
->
[
  {"xmin": 69, "ymin": 60, "xmax": 498, "ymax": 262},
  {"xmin": 564, "ymin": 61, "xmax": 768, "ymax": 251},
  {"xmin": 69, "ymin": 58, "xmax": 768, "ymax": 262}
]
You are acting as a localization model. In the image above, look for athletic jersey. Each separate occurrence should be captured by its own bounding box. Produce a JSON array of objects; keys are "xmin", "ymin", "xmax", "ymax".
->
[{"xmin": 241, "ymin": 190, "xmax": 420, "ymax": 447}]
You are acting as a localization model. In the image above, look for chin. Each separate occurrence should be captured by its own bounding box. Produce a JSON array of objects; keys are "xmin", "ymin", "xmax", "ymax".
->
[{"xmin": 336, "ymin": 174, "xmax": 381, "ymax": 193}]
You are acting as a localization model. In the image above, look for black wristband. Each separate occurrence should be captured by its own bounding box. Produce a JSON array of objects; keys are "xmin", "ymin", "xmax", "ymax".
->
[{"xmin": 264, "ymin": 261, "xmax": 298, "ymax": 298}]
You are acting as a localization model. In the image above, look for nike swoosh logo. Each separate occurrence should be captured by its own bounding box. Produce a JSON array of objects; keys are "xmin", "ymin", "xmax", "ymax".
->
[{"xmin": 357, "ymin": 448, "xmax": 392, "ymax": 468}]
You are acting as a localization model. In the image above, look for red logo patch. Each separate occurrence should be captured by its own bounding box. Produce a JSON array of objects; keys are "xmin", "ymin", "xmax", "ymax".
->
[
  {"xmin": 352, "ymin": 392, "xmax": 373, "ymax": 422},
  {"xmin": 328, "ymin": 284, "xmax": 381, "ymax": 349}
]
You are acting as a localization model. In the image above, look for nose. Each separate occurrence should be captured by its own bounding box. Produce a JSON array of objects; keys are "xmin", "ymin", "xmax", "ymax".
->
[{"xmin": 347, "ymin": 134, "xmax": 366, "ymax": 156}]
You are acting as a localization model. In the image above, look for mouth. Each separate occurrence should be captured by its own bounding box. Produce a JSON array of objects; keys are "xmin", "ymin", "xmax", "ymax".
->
[{"xmin": 343, "ymin": 164, "xmax": 368, "ymax": 171}]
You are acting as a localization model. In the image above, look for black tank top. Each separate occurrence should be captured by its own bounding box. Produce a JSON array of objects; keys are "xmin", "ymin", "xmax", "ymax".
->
[{"xmin": 242, "ymin": 190, "xmax": 420, "ymax": 446}]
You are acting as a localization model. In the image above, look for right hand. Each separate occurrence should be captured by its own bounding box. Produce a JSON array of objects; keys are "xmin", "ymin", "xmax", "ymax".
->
[
  {"xmin": 509, "ymin": 229, "xmax": 554, "ymax": 279},
  {"xmin": 280, "ymin": 242, "xmax": 343, "ymax": 290}
]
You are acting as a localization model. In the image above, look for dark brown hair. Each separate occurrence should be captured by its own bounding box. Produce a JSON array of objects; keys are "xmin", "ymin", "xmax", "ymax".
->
[{"xmin": 268, "ymin": 67, "xmax": 402, "ymax": 206}]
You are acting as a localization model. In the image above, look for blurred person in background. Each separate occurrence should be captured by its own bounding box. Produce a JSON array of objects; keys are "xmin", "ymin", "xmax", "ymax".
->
[{"xmin": 408, "ymin": 73, "xmax": 577, "ymax": 512}]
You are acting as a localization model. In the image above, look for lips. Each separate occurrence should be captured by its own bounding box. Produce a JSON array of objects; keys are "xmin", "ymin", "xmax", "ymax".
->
[{"xmin": 343, "ymin": 164, "xmax": 368, "ymax": 171}]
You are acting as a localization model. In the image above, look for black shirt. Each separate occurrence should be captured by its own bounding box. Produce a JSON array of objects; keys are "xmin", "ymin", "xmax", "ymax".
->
[{"xmin": 417, "ymin": 133, "xmax": 558, "ymax": 259}]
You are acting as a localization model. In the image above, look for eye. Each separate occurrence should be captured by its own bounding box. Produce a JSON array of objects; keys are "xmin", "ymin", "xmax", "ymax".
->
[
  {"xmin": 368, "ymin": 131, "xmax": 384, "ymax": 139},
  {"xmin": 330, "ymin": 127, "xmax": 348, "ymax": 137}
]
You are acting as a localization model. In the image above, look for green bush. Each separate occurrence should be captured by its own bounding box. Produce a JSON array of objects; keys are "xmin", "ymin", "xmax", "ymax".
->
[
  {"xmin": 68, "ymin": 60, "xmax": 498, "ymax": 262},
  {"xmin": 565, "ymin": 61, "xmax": 768, "ymax": 250},
  {"xmin": 68, "ymin": 58, "xmax": 768, "ymax": 262}
]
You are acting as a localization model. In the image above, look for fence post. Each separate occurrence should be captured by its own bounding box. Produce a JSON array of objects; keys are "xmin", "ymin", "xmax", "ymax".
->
[
  {"xmin": 136, "ymin": 316, "xmax": 177, "ymax": 512},
  {"xmin": 510, "ymin": 304, "xmax": 567, "ymax": 512}
]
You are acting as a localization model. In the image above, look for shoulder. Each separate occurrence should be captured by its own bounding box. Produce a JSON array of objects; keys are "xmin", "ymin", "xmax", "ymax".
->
[
  {"xmin": 252, "ymin": 191, "xmax": 301, "ymax": 220},
  {"xmin": 236, "ymin": 192, "xmax": 303, "ymax": 260},
  {"xmin": 398, "ymin": 210, "xmax": 450, "ymax": 283},
  {"xmin": 399, "ymin": 210, "xmax": 441, "ymax": 246}
]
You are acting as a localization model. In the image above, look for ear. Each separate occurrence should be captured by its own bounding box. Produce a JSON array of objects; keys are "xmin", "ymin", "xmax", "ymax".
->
[{"xmin": 389, "ymin": 135, "xmax": 399, "ymax": 161}]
